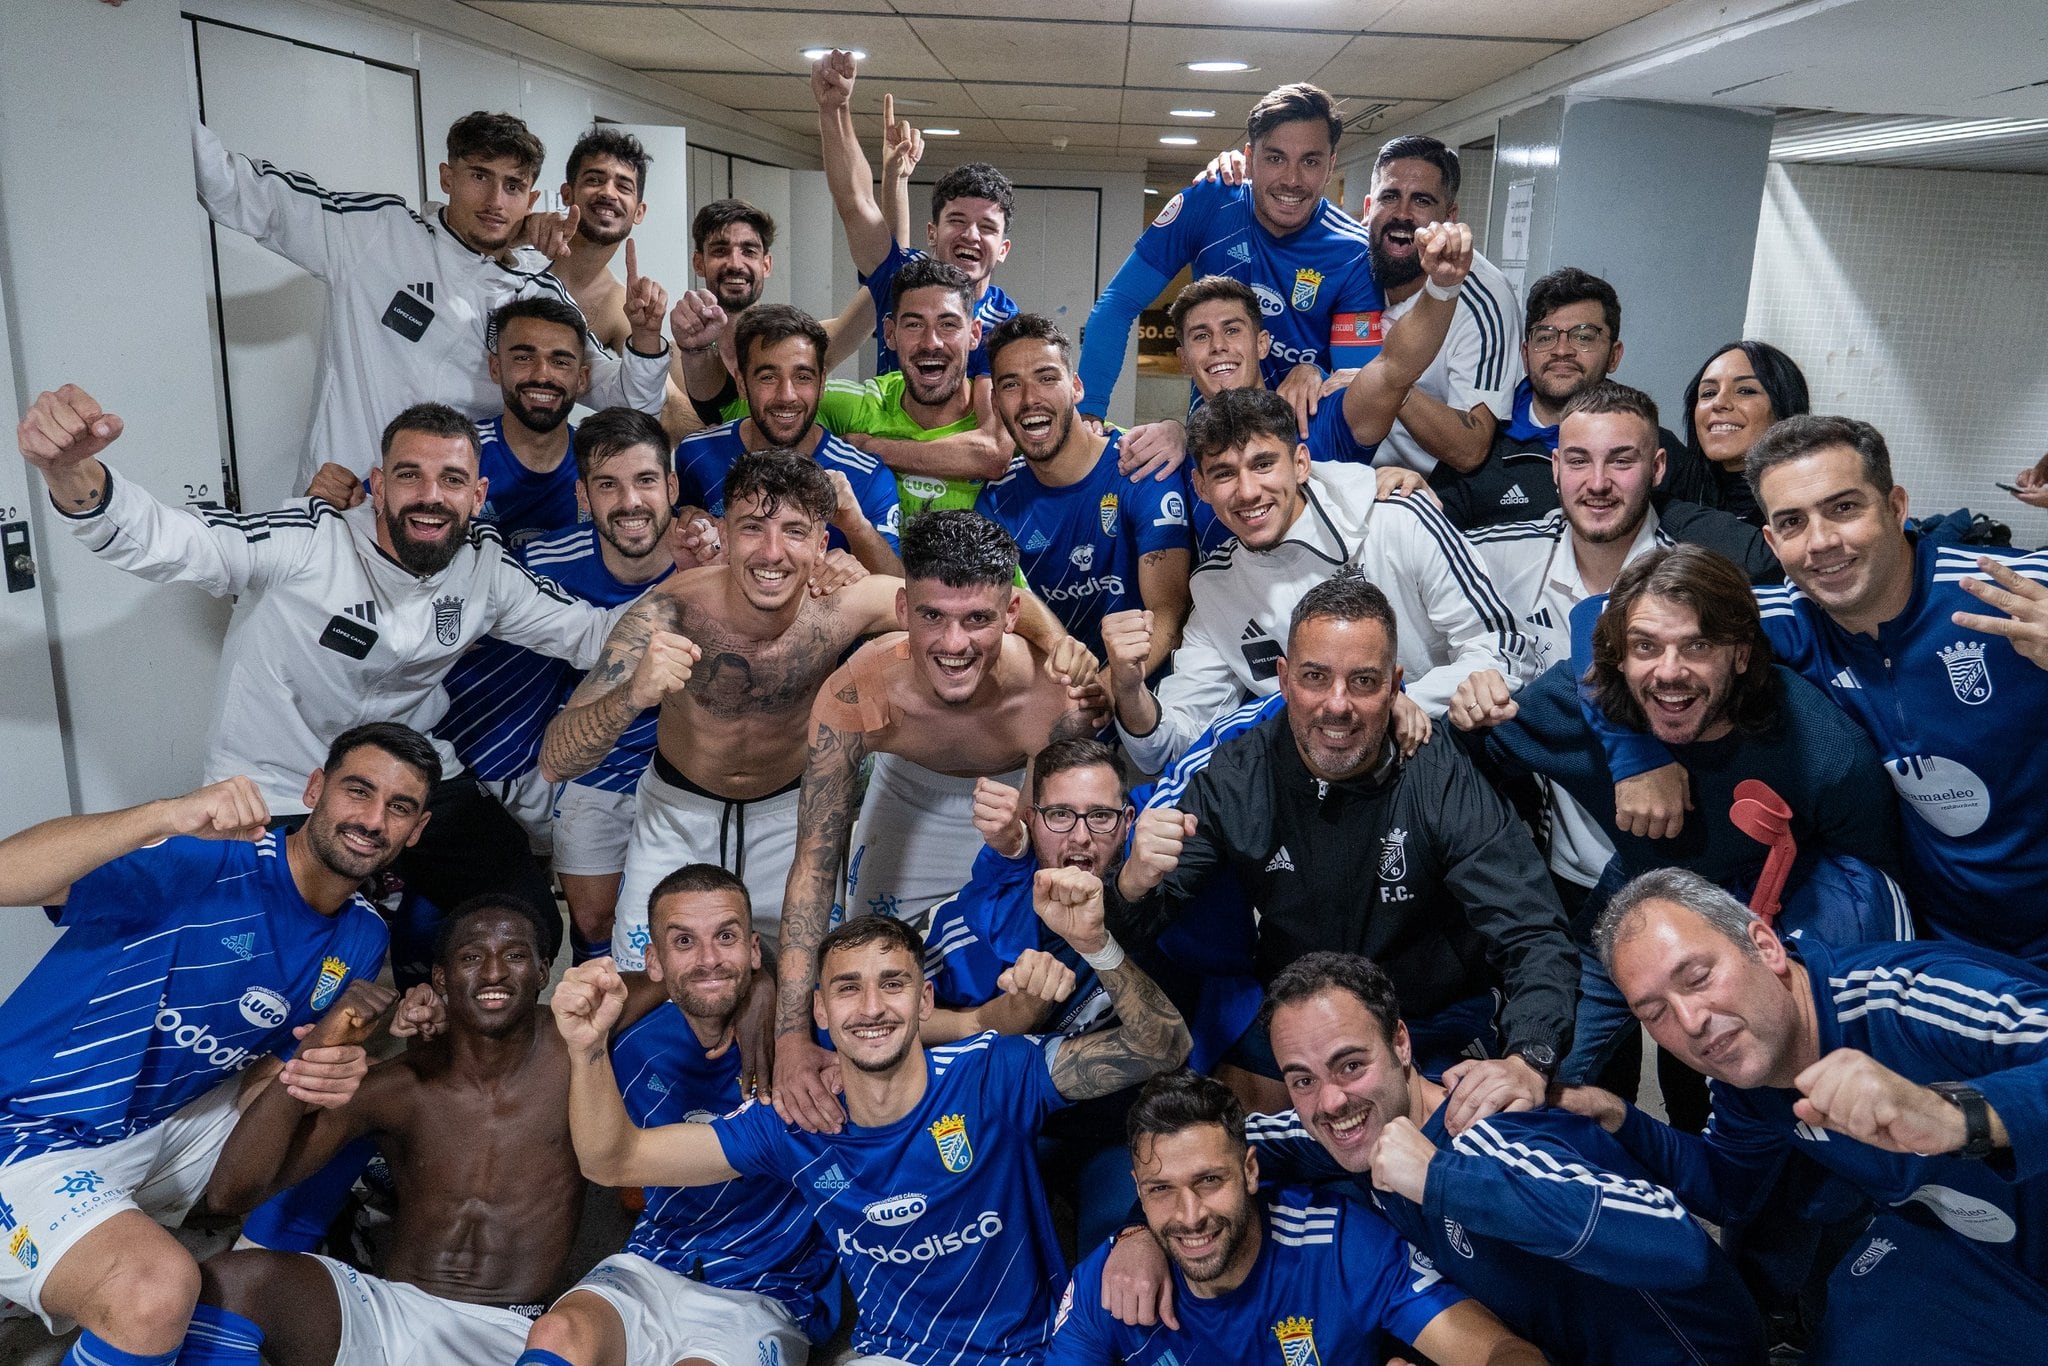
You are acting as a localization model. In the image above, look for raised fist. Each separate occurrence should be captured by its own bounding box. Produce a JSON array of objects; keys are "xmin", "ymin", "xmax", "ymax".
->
[
  {"xmin": 628, "ymin": 630, "xmax": 701, "ymax": 709},
  {"xmin": 552, "ymin": 957, "xmax": 628, "ymax": 1058},
  {"xmin": 1121, "ymin": 806, "xmax": 1194, "ymax": 900},
  {"xmin": 18, "ymin": 384, "xmax": 123, "ymax": 470},
  {"xmin": 1414, "ymin": 221, "xmax": 1474, "ymax": 294},
  {"xmin": 1033, "ymin": 867, "xmax": 1108, "ymax": 957},
  {"xmin": 162, "ymin": 777, "xmax": 271, "ymax": 843}
]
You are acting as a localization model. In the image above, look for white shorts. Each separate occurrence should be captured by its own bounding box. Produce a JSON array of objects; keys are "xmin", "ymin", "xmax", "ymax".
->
[
  {"xmin": 487, "ymin": 768, "xmax": 560, "ymax": 857},
  {"xmin": 613, "ymin": 757, "xmax": 802, "ymax": 971},
  {"xmin": 551, "ymin": 781, "xmax": 637, "ymax": 877},
  {"xmin": 845, "ymin": 755, "xmax": 1023, "ymax": 937},
  {"xmin": 0, "ymin": 1079, "xmax": 241, "ymax": 1331},
  {"xmin": 316, "ymin": 1254, "xmax": 537, "ymax": 1366},
  {"xmin": 563, "ymin": 1252, "xmax": 809, "ymax": 1366}
]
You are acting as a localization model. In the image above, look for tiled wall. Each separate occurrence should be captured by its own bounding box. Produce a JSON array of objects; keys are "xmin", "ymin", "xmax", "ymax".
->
[{"xmin": 1745, "ymin": 162, "xmax": 2048, "ymax": 545}]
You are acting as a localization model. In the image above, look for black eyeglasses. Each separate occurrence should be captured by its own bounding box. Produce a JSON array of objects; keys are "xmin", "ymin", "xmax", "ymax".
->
[
  {"xmin": 1031, "ymin": 805, "xmax": 1127, "ymax": 834},
  {"xmin": 1527, "ymin": 324, "xmax": 1609, "ymax": 351}
]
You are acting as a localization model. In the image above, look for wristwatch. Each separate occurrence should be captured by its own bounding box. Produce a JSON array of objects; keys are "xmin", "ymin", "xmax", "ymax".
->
[
  {"xmin": 1928, "ymin": 1081, "xmax": 1996, "ymax": 1160},
  {"xmin": 1508, "ymin": 1043, "xmax": 1559, "ymax": 1083}
]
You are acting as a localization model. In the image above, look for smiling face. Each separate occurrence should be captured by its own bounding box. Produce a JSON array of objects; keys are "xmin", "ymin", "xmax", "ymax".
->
[
  {"xmin": 722, "ymin": 488, "xmax": 827, "ymax": 614},
  {"xmin": 992, "ymin": 337, "xmax": 1082, "ymax": 465},
  {"xmin": 1269, "ymin": 988, "xmax": 1415, "ymax": 1175},
  {"xmin": 1524, "ymin": 299, "xmax": 1620, "ymax": 406},
  {"xmin": 898, "ymin": 577, "xmax": 1018, "ymax": 704},
  {"xmin": 580, "ymin": 442, "xmax": 674, "ymax": 562},
  {"xmin": 1028, "ymin": 763, "xmax": 1131, "ymax": 876},
  {"xmin": 928, "ymin": 196, "xmax": 1010, "ymax": 288},
  {"xmin": 1248, "ymin": 120, "xmax": 1334, "ymax": 236},
  {"xmin": 1693, "ymin": 349, "xmax": 1781, "ymax": 470},
  {"xmin": 1177, "ymin": 297, "xmax": 1270, "ymax": 402},
  {"xmin": 646, "ymin": 888, "xmax": 759, "ymax": 1025},
  {"xmin": 370, "ymin": 432, "xmax": 486, "ymax": 577},
  {"xmin": 1555, "ymin": 409, "xmax": 1662, "ymax": 546},
  {"xmin": 1133, "ymin": 1124, "xmax": 1262, "ymax": 1292},
  {"xmin": 1276, "ymin": 614, "xmax": 1400, "ymax": 781},
  {"xmin": 1758, "ymin": 444, "xmax": 1913, "ymax": 630},
  {"xmin": 299, "ymin": 745, "xmax": 433, "ymax": 883},
  {"xmin": 1366, "ymin": 157, "xmax": 1454, "ymax": 288},
  {"xmin": 433, "ymin": 906, "xmax": 549, "ymax": 1040},
  {"xmin": 1621, "ymin": 593, "xmax": 1749, "ymax": 745},
  {"xmin": 694, "ymin": 221, "xmax": 773, "ymax": 312},
  {"xmin": 564, "ymin": 152, "xmax": 645, "ymax": 247},
  {"xmin": 490, "ymin": 315, "xmax": 589, "ymax": 435},
  {"xmin": 740, "ymin": 333, "xmax": 824, "ymax": 449},
  {"xmin": 814, "ymin": 939, "xmax": 932, "ymax": 1075},
  {"xmin": 440, "ymin": 154, "xmax": 538, "ymax": 254},
  {"xmin": 1191, "ymin": 433, "xmax": 1309, "ymax": 551},
  {"xmin": 1609, "ymin": 899, "xmax": 1805, "ymax": 1090},
  {"xmin": 886, "ymin": 285, "xmax": 978, "ymax": 408}
]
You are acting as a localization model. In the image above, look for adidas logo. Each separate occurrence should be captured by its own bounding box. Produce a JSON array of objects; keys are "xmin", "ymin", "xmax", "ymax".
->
[
  {"xmin": 1023, "ymin": 530, "xmax": 1050, "ymax": 553},
  {"xmin": 1830, "ymin": 669, "xmax": 1860, "ymax": 690},
  {"xmin": 408, "ymin": 282, "xmax": 435, "ymax": 302},
  {"xmin": 344, "ymin": 601, "xmax": 378, "ymax": 625},
  {"xmin": 1793, "ymin": 1120, "xmax": 1831, "ymax": 1143},
  {"xmin": 1265, "ymin": 845, "xmax": 1295, "ymax": 873},
  {"xmin": 1525, "ymin": 607, "xmax": 1555, "ymax": 629},
  {"xmin": 645, "ymin": 1076, "xmax": 669, "ymax": 1097},
  {"xmin": 812, "ymin": 1164, "xmax": 851, "ymax": 1192},
  {"xmin": 220, "ymin": 933, "xmax": 256, "ymax": 962},
  {"xmin": 1500, "ymin": 484, "xmax": 1529, "ymax": 507},
  {"xmin": 1242, "ymin": 620, "xmax": 1269, "ymax": 641},
  {"xmin": 1227, "ymin": 242, "xmax": 1252, "ymax": 264}
]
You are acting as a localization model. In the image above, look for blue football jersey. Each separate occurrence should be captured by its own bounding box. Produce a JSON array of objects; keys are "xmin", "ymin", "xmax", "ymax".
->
[
  {"xmin": 975, "ymin": 433, "xmax": 1193, "ymax": 659},
  {"xmin": 0, "ymin": 832, "xmax": 388, "ymax": 1164},
  {"xmin": 1046, "ymin": 1186, "xmax": 1466, "ymax": 1366},
  {"xmin": 924, "ymin": 844, "xmax": 1109, "ymax": 1038},
  {"xmin": 611, "ymin": 1005, "xmax": 838, "ymax": 1340},
  {"xmin": 711, "ymin": 1032, "xmax": 1068, "ymax": 1364},
  {"xmin": 475, "ymin": 414, "xmax": 583, "ymax": 548},
  {"xmin": 673, "ymin": 420, "xmax": 902, "ymax": 557},
  {"xmin": 1137, "ymin": 180, "xmax": 1381, "ymax": 385},
  {"xmin": 867, "ymin": 237, "xmax": 1018, "ymax": 379}
]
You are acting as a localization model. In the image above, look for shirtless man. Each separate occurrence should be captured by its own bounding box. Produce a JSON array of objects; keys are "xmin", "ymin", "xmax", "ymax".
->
[
  {"xmin": 538, "ymin": 453, "xmax": 1083, "ymax": 971},
  {"xmin": 772, "ymin": 508, "xmax": 1107, "ymax": 1130},
  {"xmin": 544, "ymin": 128, "xmax": 652, "ymax": 354},
  {"xmin": 179, "ymin": 895, "xmax": 579, "ymax": 1366}
]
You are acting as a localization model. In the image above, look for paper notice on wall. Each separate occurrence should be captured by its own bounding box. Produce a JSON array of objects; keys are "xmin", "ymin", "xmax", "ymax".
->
[{"xmin": 1500, "ymin": 177, "xmax": 1535, "ymax": 295}]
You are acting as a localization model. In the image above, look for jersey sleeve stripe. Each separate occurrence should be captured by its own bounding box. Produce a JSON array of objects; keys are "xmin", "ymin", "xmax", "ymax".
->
[
  {"xmin": 1457, "ymin": 1120, "xmax": 1692, "ymax": 1222},
  {"xmin": 1829, "ymin": 967, "xmax": 2048, "ymax": 1042},
  {"xmin": 1394, "ymin": 494, "xmax": 1530, "ymax": 650},
  {"xmin": 1458, "ymin": 278, "xmax": 1513, "ymax": 393}
]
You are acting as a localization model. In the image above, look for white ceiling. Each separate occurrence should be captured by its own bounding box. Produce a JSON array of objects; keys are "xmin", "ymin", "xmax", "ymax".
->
[{"xmin": 457, "ymin": 0, "xmax": 1680, "ymax": 173}]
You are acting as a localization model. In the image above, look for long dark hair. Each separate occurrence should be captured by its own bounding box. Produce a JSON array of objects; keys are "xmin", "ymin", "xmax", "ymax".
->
[{"xmin": 1680, "ymin": 340, "xmax": 1810, "ymax": 453}]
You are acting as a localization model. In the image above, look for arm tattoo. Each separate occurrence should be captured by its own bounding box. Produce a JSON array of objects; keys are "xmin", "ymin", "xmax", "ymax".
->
[
  {"xmin": 775, "ymin": 717, "xmax": 868, "ymax": 1034},
  {"xmin": 1048, "ymin": 959, "xmax": 1190, "ymax": 1101},
  {"xmin": 540, "ymin": 596, "xmax": 677, "ymax": 781}
]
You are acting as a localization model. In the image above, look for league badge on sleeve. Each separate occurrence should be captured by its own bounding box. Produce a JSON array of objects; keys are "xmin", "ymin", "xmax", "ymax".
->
[
  {"xmin": 929, "ymin": 1113, "xmax": 974, "ymax": 1174},
  {"xmin": 1272, "ymin": 1315, "xmax": 1322, "ymax": 1366},
  {"xmin": 312, "ymin": 955, "xmax": 349, "ymax": 1011}
]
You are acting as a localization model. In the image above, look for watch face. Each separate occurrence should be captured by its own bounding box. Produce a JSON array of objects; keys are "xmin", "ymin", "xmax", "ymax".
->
[{"xmin": 1514, "ymin": 1045, "xmax": 1557, "ymax": 1073}]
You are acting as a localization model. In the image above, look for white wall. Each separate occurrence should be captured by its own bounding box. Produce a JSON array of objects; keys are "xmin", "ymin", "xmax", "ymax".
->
[{"xmin": 1745, "ymin": 161, "xmax": 2048, "ymax": 545}]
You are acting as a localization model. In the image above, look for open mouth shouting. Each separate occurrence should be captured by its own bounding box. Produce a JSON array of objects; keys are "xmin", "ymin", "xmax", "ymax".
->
[{"xmin": 1315, "ymin": 1096, "xmax": 1379, "ymax": 1162}]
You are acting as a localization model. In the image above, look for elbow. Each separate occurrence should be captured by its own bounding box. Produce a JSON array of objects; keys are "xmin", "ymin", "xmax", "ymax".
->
[{"xmin": 966, "ymin": 437, "xmax": 1010, "ymax": 482}]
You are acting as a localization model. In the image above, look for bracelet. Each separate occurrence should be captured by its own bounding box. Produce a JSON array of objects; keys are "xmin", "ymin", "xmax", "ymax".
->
[
  {"xmin": 1081, "ymin": 936, "xmax": 1127, "ymax": 972},
  {"xmin": 1423, "ymin": 276, "xmax": 1460, "ymax": 302}
]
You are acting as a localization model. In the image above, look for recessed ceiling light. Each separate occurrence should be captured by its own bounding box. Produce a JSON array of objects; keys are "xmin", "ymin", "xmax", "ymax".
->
[
  {"xmin": 1186, "ymin": 60, "xmax": 1251, "ymax": 73},
  {"xmin": 924, "ymin": 127, "xmax": 962, "ymax": 137},
  {"xmin": 1022, "ymin": 103, "xmax": 1077, "ymax": 114},
  {"xmin": 1144, "ymin": 187, "xmax": 1159, "ymax": 196},
  {"xmin": 1159, "ymin": 135, "xmax": 1199, "ymax": 146},
  {"xmin": 801, "ymin": 47, "xmax": 866, "ymax": 61},
  {"xmin": 1170, "ymin": 109, "xmax": 1216, "ymax": 119}
]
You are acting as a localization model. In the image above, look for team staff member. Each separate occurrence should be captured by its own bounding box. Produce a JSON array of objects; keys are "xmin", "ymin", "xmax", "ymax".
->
[
  {"xmin": 193, "ymin": 109, "xmax": 671, "ymax": 487},
  {"xmin": 0, "ymin": 725, "xmax": 431, "ymax": 1366},
  {"xmin": 1568, "ymin": 868, "xmax": 2048, "ymax": 1363},
  {"xmin": 19, "ymin": 387, "xmax": 626, "ymax": 961},
  {"xmin": 1078, "ymin": 84, "xmax": 1382, "ymax": 421},
  {"xmin": 1049, "ymin": 1070, "xmax": 1542, "ymax": 1366},
  {"xmin": 1105, "ymin": 576, "xmax": 1578, "ymax": 1112}
]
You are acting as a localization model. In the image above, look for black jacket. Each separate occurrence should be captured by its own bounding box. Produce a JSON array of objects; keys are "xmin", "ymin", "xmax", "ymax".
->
[{"xmin": 1105, "ymin": 713, "xmax": 1578, "ymax": 1057}]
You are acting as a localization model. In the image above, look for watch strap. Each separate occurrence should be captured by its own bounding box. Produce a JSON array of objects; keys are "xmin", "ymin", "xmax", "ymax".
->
[{"xmin": 1929, "ymin": 1081, "xmax": 1994, "ymax": 1159}]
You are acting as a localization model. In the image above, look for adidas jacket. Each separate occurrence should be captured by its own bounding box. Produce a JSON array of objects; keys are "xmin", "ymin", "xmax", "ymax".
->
[
  {"xmin": 56, "ymin": 471, "xmax": 619, "ymax": 814},
  {"xmin": 1119, "ymin": 461, "xmax": 1535, "ymax": 774},
  {"xmin": 194, "ymin": 120, "xmax": 669, "ymax": 487},
  {"xmin": 1104, "ymin": 715, "xmax": 1578, "ymax": 1057}
]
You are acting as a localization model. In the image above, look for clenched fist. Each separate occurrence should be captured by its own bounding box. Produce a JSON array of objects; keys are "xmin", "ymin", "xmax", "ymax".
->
[
  {"xmin": 552, "ymin": 957, "xmax": 629, "ymax": 1060},
  {"xmin": 629, "ymin": 630, "xmax": 701, "ymax": 709},
  {"xmin": 1033, "ymin": 866, "xmax": 1109, "ymax": 957},
  {"xmin": 972, "ymin": 777, "xmax": 1026, "ymax": 856},
  {"xmin": 1117, "ymin": 806, "xmax": 1194, "ymax": 901}
]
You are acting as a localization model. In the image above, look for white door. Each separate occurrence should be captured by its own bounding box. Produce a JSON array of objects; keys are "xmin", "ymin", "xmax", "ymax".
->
[{"xmin": 192, "ymin": 19, "xmax": 423, "ymax": 515}]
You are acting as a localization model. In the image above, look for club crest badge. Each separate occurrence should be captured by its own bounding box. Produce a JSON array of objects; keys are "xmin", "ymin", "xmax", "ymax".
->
[
  {"xmin": 1379, "ymin": 827, "xmax": 1408, "ymax": 881},
  {"xmin": 312, "ymin": 955, "xmax": 349, "ymax": 1011},
  {"xmin": 1849, "ymin": 1236, "xmax": 1896, "ymax": 1276},
  {"xmin": 1937, "ymin": 640, "xmax": 1992, "ymax": 705},
  {"xmin": 8, "ymin": 1227, "xmax": 36, "ymax": 1270},
  {"xmin": 1292, "ymin": 267, "xmax": 1323, "ymax": 312},
  {"xmin": 433, "ymin": 595, "xmax": 465, "ymax": 648},
  {"xmin": 929, "ymin": 1112, "xmax": 974, "ymax": 1173},
  {"xmin": 1273, "ymin": 1315, "xmax": 1321, "ymax": 1366},
  {"xmin": 1099, "ymin": 492, "xmax": 1119, "ymax": 535}
]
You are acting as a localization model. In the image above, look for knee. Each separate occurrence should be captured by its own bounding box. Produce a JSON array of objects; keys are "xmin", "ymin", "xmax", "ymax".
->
[
  {"xmin": 524, "ymin": 1292, "xmax": 614, "ymax": 1364},
  {"xmin": 88, "ymin": 1248, "xmax": 201, "ymax": 1350}
]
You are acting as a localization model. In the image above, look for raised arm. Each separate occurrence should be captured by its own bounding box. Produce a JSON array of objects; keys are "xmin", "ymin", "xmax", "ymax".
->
[
  {"xmin": 0, "ymin": 778, "xmax": 269, "ymax": 908},
  {"xmin": 577, "ymin": 241, "xmax": 674, "ymax": 417},
  {"xmin": 191, "ymin": 115, "xmax": 372, "ymax": 279},
  {"xmin": 539, "ymin": 593, "xmax": 699, "ymax": 783},
  {"xmin": 1035, "ymin": 868, "xmax": 1190, "ymax": 1100},
  {"xmin": 812, "ymin": 50, "xmax": 894, "ymax": 275},
  {"xmin": 1341, "ymin": 223, "xmax": 1471, "ymax": 444}
]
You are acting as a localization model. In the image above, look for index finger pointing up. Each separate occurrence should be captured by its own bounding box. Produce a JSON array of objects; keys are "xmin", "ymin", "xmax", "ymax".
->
[
  {"xmin": 884, "ymin": 92, "xmax": 895, "ymax": 131},
  {"xmin": 625, "ymin": 238, "xmax": 639, "ymax": 288}
]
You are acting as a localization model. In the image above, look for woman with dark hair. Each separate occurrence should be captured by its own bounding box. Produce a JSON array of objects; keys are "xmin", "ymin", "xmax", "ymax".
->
[{"xmin": 1674, "ymin": 340, "xmax": 1812, "ymax": 524}]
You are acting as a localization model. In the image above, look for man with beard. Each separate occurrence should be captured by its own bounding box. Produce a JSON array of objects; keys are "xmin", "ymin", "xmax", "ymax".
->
[
  {"xmin": 1359, "ymin": 137, "xmax": 1524, "ymax": 482},
  {"xmin": 20, "ymin": 387, "xmax": 626, "ymax": 958},
  {"xmin": 172, "ymin": 895, "xmax": 585, "ymax": 1366},
  {"xmin": 0, "ymin": 723, "xmax": 434, "ymax": 1366},
  {"xmin": 975, "ymin": 314, "xmax": 1194, "ymax": 666},
  {"xmin": 1092, "ymin": 953, "xmax": 1765, "ymax": 1365},
  {"xmin": 672, "ymin": 304, "xmax": 903, "ymax": 574},
  {"xmin": 545, "ymin": 128, "xmax": 653, "ymax": 354},
  {"xmin": 1048, "ymin": 1070, "xmax": 1543, "ymax": 1366},
  {"xmin": 1077, "ymin": 84, "xmax": 1383, "ymax": 424},
  {"xmin": 193, "ymin": 109, "xmax": 672, "ymax": 488},
  {"xmin": 517, "ymin": 866, "xmax": 838, "ymax": 1366},
  {"xmin": 557, "ymin": 868, "xmax": 1189, "ymax": 1365}
]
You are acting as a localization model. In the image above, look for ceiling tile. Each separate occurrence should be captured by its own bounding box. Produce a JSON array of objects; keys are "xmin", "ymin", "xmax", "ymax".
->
[
  {"xmin": 904, "ymin": 17, "xmax": 1131, "ymax": 86},
  {"xmin": 1355, "ymin": 0, "xmax": 1679, "ymax": 42},
  {"xmin": 1308, "ymin": 34, "xmax": 1569, "ymax": 103},
  {"xmin": 636, "ymin": 71, "xmax": 816, "ymax": 112},
  {"xmin": 667, "ymin": 0, "xmax": 895, "ymax": 10},
  {"xmin": 1123, "ymin": 24, "xmax": 1359, "ymax": 95},
  {"xmin": 466, "ymin": 3, "xmax": 777, "ymax": 72},
  {"xmin": 895, "ymin": 0, "xmax": 1135, "ymax": 16},
  {"xmin": 964, "ymin": 83, "xmax": 1127, "ymax": 125},
  {"xmin": 681, "ymin": 12, "xmax": 949, "ymax": 80}
]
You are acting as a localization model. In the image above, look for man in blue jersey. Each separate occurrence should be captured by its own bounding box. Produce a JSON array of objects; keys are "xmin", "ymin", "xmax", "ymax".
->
[
  {"xmin": 671, "ymin": 303, "xmax": 903, "ymax": 575},
  {"xmin": 554, "ymin": 865, "xmax": 1190, "ymax": 1365},
  {"xmin": 1099, "ymin": 951, "xmax": 1765, "ymax": 1364},
  {"xmin": 1049, "ymin": 1069, "xmax": 1542, "ymax": 1366},
  {"xmin": 976, "ymin": 313, "xmax": 1194, "ymax": 666},
  {"xmin": 1586, "ymin": 414, "xmax": 2048, "ymax": 963},
  {"xmin": 519, "ymin": 865, "xmax": 836, "ymax": 1366},
  {"xmin": 1564, "ymin": 868, "xmax": 2048, "ymax": 1362},
  {"xmin": 1078, "ymin": 84, "xmax": 1380, "ymax": 423},
  {"xmin": 0, "ymin": 723, "xmax": 436, "ymax": 1366}
]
